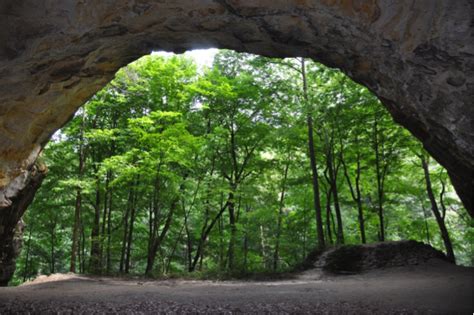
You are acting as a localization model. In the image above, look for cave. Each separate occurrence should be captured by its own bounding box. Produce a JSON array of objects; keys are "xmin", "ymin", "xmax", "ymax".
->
[{"xmin": 0, "ymin": 0, "xmax": 473, "ymax": 290}]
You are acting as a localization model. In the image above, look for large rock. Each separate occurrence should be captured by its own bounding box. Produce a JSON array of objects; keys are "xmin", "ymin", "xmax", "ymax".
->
[
  {"xmin": 0, "ymin": 0, "xmax": 472, "ymax": 284},
  {"xmin": 303, "ymin": 240, "xmax": 451, "ymax": 274}
]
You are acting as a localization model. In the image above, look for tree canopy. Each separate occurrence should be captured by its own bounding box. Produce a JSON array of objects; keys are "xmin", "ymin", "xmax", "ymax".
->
[{"xmin": 12, "ymin": 50, "xmax": 472, "ymax": 284}]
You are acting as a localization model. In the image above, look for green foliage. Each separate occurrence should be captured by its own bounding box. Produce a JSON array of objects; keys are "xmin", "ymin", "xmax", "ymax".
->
[{"xmin": 12, "ymin": 50, "xmax": 472, "ymax": 285}]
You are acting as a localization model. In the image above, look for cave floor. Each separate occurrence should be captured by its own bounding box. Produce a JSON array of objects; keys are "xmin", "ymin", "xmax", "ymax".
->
[{"xmin": 0, "ymin": 260, "xmax": 472, "ymax": 314}]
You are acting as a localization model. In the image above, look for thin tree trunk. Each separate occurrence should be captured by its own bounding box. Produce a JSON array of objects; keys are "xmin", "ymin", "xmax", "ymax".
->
[
  {"xmin": 260, "ymin": 225, "xmax": 268, "ymax": 269},
  {"xmin": 165, "ymin": 225, "xmax": 185, "ymax": 274},
  {"xmin": 199, "ymin": 250, "xmax": 204, "ymax": 271},
  {"xmin": 219, "ymin": 214, "xmax": 225, "ymax": 271},
  {"xmin": 70, "ymin": 112, "xmax": 86, "ymax": 273},
  {"xmin": 325, "ymin": 187, "xmax": 333, "ymax": 245},
  {"xmin": 421, "ymin": 155, "xmax": 455, "ymax": 262},
  {"xmin": 125, "ymin": 180, "xmax": 138, "ymax": 274},
  {"xmin": 190, "ymin": 200, "xmax": 230, "ymax": 272},
  {"xmin": 106, "ymin": 180, "xmax": 113, "ymax": 273},
  {"xmin": 373, "ymin": 115, "xmax": 385, "ymax": 241},
  {"xmin": 303, "ymin": 205, "xmax": 308, "ymax": 259},
  {"xmin": 341, "ymin": 141, "xmax": 366, "ymax": 243},
  {"xmin": 89, "ymin": 177, "xmax": 102, "ymax": 274},
  {"xmin": 23, "ymin": 223, "xmax": 33, "ymax": 282},
  {"xmin": 184, "ymin": 202, "xmax": 193, "ymax": 271},
  {"xmin": 119, "ymin": 186, "xmax": 132, "ymax": 273},
  {"xmin": 80, "ymin": 222, "xmax": 86, "ymax": 273},
  {"xmin": 227, "ymin": 187, "xmax": 236, "ymax": 271},
  {"xmin": 50, "ymin": 221, "xmax": 56, "ymax": 274},
  {"xmin": 326, "ymin": 142, "xmax": 344, "ymax": 244},
  {"xmin": 226, "ymin": 122, "xmax": 239, "ymax": 272},
  {"xmin": 243, "ymin": 206, "xmax": 250, "ymax": 273},
  {"xmin": 180, "ymin": 175, "xmax": 204, "ymax": 272},
  {"xmin": 147, "ymin": 172, "xmax": 160, "ymax": 275},
  {"xmin": 100, "ymin": 180, "xmax": 107, "ymax": 264},
  {"xmin": 273, "ymin": 160, "xmax": 290, "ymax": 271},
  {"xmin": 302, "ymin": 58, "xmax": 325, "ymax": 249},
  {"xmin": 354, "ymin": 155, "xmax": 366, "ymax": 244},
  {"xmin": 71, "ymin": 191, "xmax": 83, "ymax": 272},
  {"xmin": 145, "ymin": 198, "xmax": 178, "ymax": 275},
  {"xmin": 421, "ymin": 203, "xmax": 431, "ymax": 244}
]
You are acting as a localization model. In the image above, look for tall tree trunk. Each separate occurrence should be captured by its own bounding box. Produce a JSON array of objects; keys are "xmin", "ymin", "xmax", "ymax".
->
[
  {"xmin": 273, "ymin": 160, "xmax": 289, "ymax": 271},
  {"xmin": 190, "ymin": 200, "xmax": 230, "ymax": 272},
  {"xmin": 165, "ymin": 225, "xmax": 185, "ymax": 274},
  {"xmin": 218, "ymin": 215, "xmax": 225, "ymax": 271},
  {"xmin": 183, "ymin": 177, "xmax": 205, "ymax": 272},
  {"xmin": 69, "ymin": 190, "xmax": 82, "ymax": 272},
  {"xmin": 184, "ymin": 203, "xmax": 193, "ymax": 271},
  {"xmin": 71, "ymin": 191, "xmax": 83, "ymax": 273},
  {"xmin": 147, "ymin": 173, "xmax": 160, "ymax": 274},
  {"xmin": 106, "ymin": 178, "xmax": 113, "ymax": 273},
  {"xmin": 23, "ymin": 223, "xmax": 33, "ymax": 282},
  {"xmin": 325, "ymin": 187, "xmax": 333, "ymax": 245},
  {"xmin": 125, "ymin": 179, "xmax": 138, "ymax": 274},
  {"xmin": 80, "ymin": 222, "xmax": 86, "ymax": 273},
  {"xmin": 420, "ymin": 155, "xmax": 455, "ymax": 263},
  {"xmin": 50, "ymin": 221, "xmax": 56, "ymax": 274},
  {"xmin": 145, "ymin": 198, "xmax": 177, "ymax": 275},
  {"xmin": 227, "ymin": 187, "xmax": 236, "ymax": 271},
  {"xmin": 302, "ymin": 58, "xmax": 325, "ymax": 249},
  {"xmin": 373, "ymin": 115, "xmax": 385, "ymax": 241},
  {"xmin": 100, "ymin": 180, "xmax": 107, "ymax": 265},
  {"xmin": 199, "ymin": 250, "xmax": 204, "ymax": 271},
  {"xmin": 243, "ymin": 206, "xmax": 250, "ymax": 272},
  {"xmin": 226, "ymin": 122, "xmax": 239, "ymax": 272},
  {"xmin": 70, "ymin": 112, "xmax": 86, "ymax": 273},
  {"xmin": 326, "ymin": 142, "xmax": 344, "ymax": 244},
  {"xmin": 303, "ymin": 205, "xmax": 308, "ymax": 259},
  {"xmin": 119, "ymin": 186, "xmax": 132, "ymax": 273},
  {"xmin": 421, "ymin": 203, "xmax": 431, "ymax": 244},
  {"xmin": 260, "ymin": 225, "xmax": 268, "ymax": 269},
  {"xmin": 354, "ymin": 155, "xmax": 366, "ymax": 244},
  {"xmin": 105, "ymin": 114, "xmax": 117, "ymax": 274},
  {"xmin": 89, "ymin": 177, "xmax": 102, "ymax": 274}
]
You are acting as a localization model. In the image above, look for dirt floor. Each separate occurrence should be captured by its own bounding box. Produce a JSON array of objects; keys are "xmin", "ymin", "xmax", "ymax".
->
[{"xmin": 0, "ymin": 259, "xmax": 472, "ymax": 314}]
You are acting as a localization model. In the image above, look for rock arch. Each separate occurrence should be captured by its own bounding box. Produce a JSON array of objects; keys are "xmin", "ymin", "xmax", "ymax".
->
[{"xmin": 0, "ymin": 0, "xmax": 472, "ymax": 284}]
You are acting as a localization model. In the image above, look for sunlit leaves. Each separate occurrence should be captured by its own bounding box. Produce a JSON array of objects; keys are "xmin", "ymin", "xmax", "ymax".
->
[{"xmin": 13, "ymin": 49, "xmax": 472, "ymax": 284}]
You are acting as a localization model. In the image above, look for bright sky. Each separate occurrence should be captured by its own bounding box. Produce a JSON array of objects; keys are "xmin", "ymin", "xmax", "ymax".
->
[{"xmin": 151, "ymin": 48, "xmax": 219, "ymax": 69}]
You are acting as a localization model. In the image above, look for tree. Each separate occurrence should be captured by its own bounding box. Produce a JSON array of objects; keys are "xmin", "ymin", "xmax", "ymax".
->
[
  {"xmin": 11, "ymin": 50, "xmax": 471, "ymax": 285},
  {"xmin": 420, "ymin": 153, "xmax": 456, "ymax": 262},
  {"xmin": 70, "ymin": 110, "xmax": 86, "ymax": 273}
]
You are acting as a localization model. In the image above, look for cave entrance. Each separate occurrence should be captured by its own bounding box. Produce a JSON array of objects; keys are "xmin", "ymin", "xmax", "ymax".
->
[
  {"xmin": 9, "ymin": 49, "xmax": 470, "ymax": 285},
  {"xmin": 0, "ymin": 1, "xmax": 472, "ymax": 291}
]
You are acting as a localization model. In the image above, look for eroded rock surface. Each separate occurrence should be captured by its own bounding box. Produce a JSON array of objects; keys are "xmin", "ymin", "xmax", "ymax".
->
[
  {"xmin": 0, "ymin": 162, "xmax": 46, "ymax": 286},
  {"xmin": 303, "ymin": 240, "xmax": 450, "ymax": 274},
  {"xmin": 0, "ymin": 0, "xmax": 472, "ymax": 284}
]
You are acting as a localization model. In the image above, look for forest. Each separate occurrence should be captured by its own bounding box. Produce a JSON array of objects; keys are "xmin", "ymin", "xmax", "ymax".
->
[{"xmin": 12, "ymin": 50, "xmax": 473, "ymax": 284}]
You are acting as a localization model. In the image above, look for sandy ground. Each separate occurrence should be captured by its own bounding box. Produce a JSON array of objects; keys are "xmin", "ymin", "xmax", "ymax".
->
[{"xmin": 0, "ymin": 259, "xmax": 472, "ymax": 314}]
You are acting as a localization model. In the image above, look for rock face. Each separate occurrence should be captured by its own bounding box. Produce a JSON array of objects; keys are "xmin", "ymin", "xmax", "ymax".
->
[
  {"xmin": 303, "ymin": 240, "xmax": 451, "ymax": 274},
  {"xmin": 0, "ymin": 1, "xmax": 472, "ymax": 284},
  {"xmin": 0, "ymin": 162, "xmax": 46, "ymax": 286}
]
